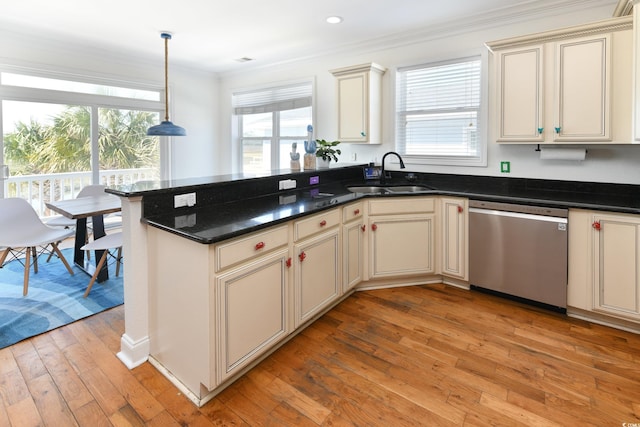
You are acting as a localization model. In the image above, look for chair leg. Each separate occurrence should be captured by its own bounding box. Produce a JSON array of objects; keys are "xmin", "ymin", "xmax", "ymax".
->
[
  {"xmin": 32, "ymin": 247, "xmax": 38, "ymax": 274},
  {"xmin": 23, "ymin": 248, "xmax": 31, "ymax": 296},
  {"xmin": 115, "ymin": 247, "xmax": 122, "ymax": 277},
  {"xmin": 84, "ymin": 250, "xmax": 108, "ymax": 298},
  {"xmin": 51, "ymin": 243, "xmax": 74, "ymax": 276},
  {"xmin": 0, "ymin": 248, "xmax": 9, "ymax": 268}
]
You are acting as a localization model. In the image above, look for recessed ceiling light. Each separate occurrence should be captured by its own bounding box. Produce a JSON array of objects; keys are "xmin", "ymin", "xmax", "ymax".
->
[{"xmin": 326, "ymin": 16, "xmax": 343, "ymax": 24}]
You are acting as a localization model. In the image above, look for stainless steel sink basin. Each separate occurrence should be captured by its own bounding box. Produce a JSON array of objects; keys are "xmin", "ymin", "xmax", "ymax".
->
[
  {"xmin": 385, "ymin": 185, "xmax": 432, "ymax": 193},
  {"xmin": 346, "ymin": 186, "xmax": 388, "ymax": 194},
  {"xmin": 346, "ymin": 185, "xmax": 432, "ymax": 194}
]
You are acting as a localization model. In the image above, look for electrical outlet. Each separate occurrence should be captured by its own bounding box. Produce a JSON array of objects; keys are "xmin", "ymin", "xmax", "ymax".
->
[
  {"xmin": 174, "ymin": 192, "xmax": 196, "ymax": 208},
  {"xmin": 278, "ymin": 179, "xmax": 297, "ymax": 190},
  {"xmin": 500, "ymin": 161, "xmax": 511, "ymax": 173}
]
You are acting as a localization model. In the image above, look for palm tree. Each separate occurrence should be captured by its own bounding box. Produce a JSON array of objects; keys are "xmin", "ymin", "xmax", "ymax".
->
[
  {"xmin": 5, "ymin": 105, "xmax": 158, "ymax": 174},
  {"xmin": 4, "ymin": 105, "xmax": 160, "ymax": 199}
]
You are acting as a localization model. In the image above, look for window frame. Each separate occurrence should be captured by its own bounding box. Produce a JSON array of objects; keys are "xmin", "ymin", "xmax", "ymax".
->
[
  {"xmin": 395, "ymin": 51, "xmax": 488, "ymax": 167},
  {"xmin": 233, "ymin": 79, "xmax": 314, "ymax": 173},
  {"xmin": 0, "ymin": 64, "xmax": 169, "ymax": 196}
]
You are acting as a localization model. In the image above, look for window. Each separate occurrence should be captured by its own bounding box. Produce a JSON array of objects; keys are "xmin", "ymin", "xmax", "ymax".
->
[
  {"xmin": 233, "ymin": 81, "xmax": 313, "ymax": 173},
  {"xmin": 396, "ymin": 56, "xmax": 485, "ymax": 166},
  {"xmin": 1, "ymin": 68, "xmax": 165, "ymax": 214}
]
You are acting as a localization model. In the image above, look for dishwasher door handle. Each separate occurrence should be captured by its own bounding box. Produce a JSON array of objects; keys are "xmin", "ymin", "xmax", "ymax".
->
[{"xmin": 468, "ymin": 207, "xmax": 567, "ymax": 224}]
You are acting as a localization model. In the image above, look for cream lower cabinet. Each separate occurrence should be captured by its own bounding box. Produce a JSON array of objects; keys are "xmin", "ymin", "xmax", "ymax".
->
[
  {"xmin": 439, "ymin": 197, "xmax": 468, "ymax": 281},
  {"xmin": 368, "ymin": 197, "xmax": 435, "ymax": 279},
  {"xmin": 342, "ymin": 201, "xmax": 366, "ymax": 291},
  {"xmin": 568, "ymin": 209, "xmax": 640, "ymax": 323},
  {"xmin": 293, "ymin": 210, "xmax": 342, "ymax": 327},
  {"xmin": 214, "ymin": 248, "xmax": 290, "ymax": 384}
]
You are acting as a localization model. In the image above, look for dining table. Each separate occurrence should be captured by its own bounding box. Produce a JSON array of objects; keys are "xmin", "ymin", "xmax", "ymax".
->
[{"xmin": 46, "ymin": 194, "xmax": 122, "ymax": 283}]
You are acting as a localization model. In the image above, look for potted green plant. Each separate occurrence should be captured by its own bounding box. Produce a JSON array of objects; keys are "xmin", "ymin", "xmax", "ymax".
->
[{"xmin": 315, "ymin": 139, "xmax": 341, "ymax": 168}]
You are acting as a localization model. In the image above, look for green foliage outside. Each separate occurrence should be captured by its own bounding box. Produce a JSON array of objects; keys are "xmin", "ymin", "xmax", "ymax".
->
[{"xmin": 3, "ymin": 106, "xmax": 159, "ymax": 176}]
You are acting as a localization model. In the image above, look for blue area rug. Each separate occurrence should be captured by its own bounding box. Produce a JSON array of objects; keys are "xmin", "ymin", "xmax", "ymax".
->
[{"xmin": 0, "ymin": 247, "xmax": 123, "ymax": 349}]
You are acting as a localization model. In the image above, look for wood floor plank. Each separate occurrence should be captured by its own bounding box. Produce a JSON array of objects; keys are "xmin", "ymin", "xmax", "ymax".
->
[{"xmin": 27, "ymin": 373, "xmax": 78, "ymax": 426}]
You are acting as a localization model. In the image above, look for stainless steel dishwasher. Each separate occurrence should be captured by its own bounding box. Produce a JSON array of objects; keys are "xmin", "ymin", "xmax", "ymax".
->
[{"xmin": 468, "ymin": 200, "xmax": 568, "ymax": 311}]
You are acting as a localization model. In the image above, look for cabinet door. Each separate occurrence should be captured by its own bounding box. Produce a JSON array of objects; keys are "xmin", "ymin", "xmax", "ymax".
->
[
  {"xmin": 496, "ymin": 45, "xmax": 544, "ymax": 142},
  {"xmin": 215, "ymin": 249, "xmax": 291, "ymax": 384},
  {"xmin": 440, "ymin": 197, "xmax": 468, "ymax": 280},
  {"xmin": 294, "ymin": 229, "xmax": 341, "ymax": 327},
  {"xmin": 592, "ymin": 214, "xmax": 640, "ymax": 321},
  {"xmin": 343, "ymin": 219, "xmax": 365, "ymax": 292},
  {"xmin": 554, "ymin": 34, "xmax": 611, "ymax": 142},
  {"xmin": 336, "ymin": 72, "xmax": 368, "ymax": 142},
  {"xmin": 369, "ymin": 214, "xmax": 435, "ymax": 278}
]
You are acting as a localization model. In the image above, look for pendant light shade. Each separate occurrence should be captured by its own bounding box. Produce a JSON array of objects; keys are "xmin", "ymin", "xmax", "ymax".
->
[{"xmin": 147, "ymin": 32, "xmax": 186, "ymax": 136}]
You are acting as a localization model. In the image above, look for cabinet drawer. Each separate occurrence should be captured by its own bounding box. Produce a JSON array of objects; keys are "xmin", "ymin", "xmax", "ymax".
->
[
  {"xmin": 215, "ymin": 225, "xmax": 289, "ymax": 271},
  {"xmin": 343, "ymin": 201, "xmax": 365, "ymax": 223},
  {"xmin": 294, "ymin": 209, "xmax": 341, "ymax": 241},
  {"xmin": 369, "ymin": 197, "xmax": 435, "ymax": 215}
]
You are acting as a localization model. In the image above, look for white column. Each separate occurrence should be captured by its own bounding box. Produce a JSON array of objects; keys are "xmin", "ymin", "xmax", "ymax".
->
[{"xmin": 116, "ymin": 196, "xmax": 150, "ymax": 368}]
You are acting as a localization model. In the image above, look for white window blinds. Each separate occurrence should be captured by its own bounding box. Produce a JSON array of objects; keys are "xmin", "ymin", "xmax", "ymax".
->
[
  {"xmin": 396, "ymin": 57, "xmax": 481, "ymax": 159},
  {"xmin": 233, "ymin": 82, "xmax": 312, "ymax": 115}
]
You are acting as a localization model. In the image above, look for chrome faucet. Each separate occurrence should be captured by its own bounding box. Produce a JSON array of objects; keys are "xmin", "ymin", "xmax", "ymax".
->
[{"xmin": 380, "ymin": 151, "xmax": 405, "ymax": 184}]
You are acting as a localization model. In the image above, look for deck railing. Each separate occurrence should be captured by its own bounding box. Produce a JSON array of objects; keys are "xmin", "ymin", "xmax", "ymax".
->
[{"xmin": 3, "ymin": 168, "xmax": 156, "ymax": 218}]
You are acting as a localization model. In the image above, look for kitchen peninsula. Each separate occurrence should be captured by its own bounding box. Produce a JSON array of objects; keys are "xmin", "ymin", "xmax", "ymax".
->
[{"xmin": 107, "ymin": 164, "xmax": 640, "ymax": 406}]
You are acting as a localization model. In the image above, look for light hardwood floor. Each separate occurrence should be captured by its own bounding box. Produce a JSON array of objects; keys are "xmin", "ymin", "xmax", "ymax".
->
[{"xmin": 1, "ymin": 283, "xmax": 639, "ymax": 426}]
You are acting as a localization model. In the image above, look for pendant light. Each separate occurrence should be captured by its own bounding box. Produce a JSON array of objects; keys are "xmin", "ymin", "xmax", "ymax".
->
[{"xmin": 147, "ymin": 32, "xmax": 187, "ymax": 136}]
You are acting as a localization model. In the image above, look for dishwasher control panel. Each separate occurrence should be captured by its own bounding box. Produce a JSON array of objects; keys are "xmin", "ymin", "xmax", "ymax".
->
[{"xmin": 468, "ymin": 200, "xmax": 568, "ymax": 218}]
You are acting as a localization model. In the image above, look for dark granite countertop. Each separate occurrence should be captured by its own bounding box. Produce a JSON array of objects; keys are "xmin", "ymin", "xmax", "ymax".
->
[{"xmin": 138, "ymin": 169, "xmax": 640, "ymax": 244}]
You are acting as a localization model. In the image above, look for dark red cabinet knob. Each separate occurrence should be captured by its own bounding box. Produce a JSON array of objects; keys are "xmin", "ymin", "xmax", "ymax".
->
[
  {"xmin": 371, "ymin": 223, "xmax": 378, "ymax": 231},
  {"xmin": 354, "ymin": 209, "xmax": 360, "ymax": 215},
  {"xmin": 592, "ymin": 221, "xmax": 601, "ymax": 230},
  {"xmin": 286, "ymin": 257, "xmax": 292, "ymax": 268},
  {"xmin": 255, "ymin": 241, "xmax": 265, "ymax": 250},
  {"xmin": 299, "ymin": 251, "xmax": 306, "ymax": 262},
  {"xmin": 361, "ymin": 224, "xmax": 366, "ymax": 232},
  {"xmin": 457, "ymin": 205, "xmax": 463, "ymax": 213}
]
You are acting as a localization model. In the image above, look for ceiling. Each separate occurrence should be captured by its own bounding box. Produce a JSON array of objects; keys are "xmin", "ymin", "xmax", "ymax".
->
[{"xmin": 0, "ymin": 0, "xmax": 619, "ymax": 74}]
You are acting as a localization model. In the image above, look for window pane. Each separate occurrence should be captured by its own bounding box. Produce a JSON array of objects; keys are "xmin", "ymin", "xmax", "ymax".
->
[
  {"xmin": 2, "ymin": 100, "xmax": 91, "ymax": 213},
  {"xmin": 397, "ymin": 57, "xmax": 482, "ymax": 162},
  {"xmin": 1, "ymin": 72, "xmax": 160, "ymax": 101},
  {"xmin": 280, "ymin": 107, "xmax": 312, "ymax": 136},
  {"xmin": 243, "ymin": 139, "xmax": 271, "ymax": 173},
  {"xmin": 98, "ymin": 108, "xmax": 161, "ymax": 185},
  {"xmin": 242, "ymin": 112, "xmax": 272, "ymax": 137}
]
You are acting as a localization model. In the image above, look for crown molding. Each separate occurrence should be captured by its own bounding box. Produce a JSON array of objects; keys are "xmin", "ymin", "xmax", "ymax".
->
[{"xmin": 486, "ymin": 15, "xmax": 632, "ymax": 51}]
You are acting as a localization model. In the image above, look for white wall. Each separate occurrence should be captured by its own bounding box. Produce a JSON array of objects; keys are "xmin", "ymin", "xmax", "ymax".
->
[
  {"xmin": 219, "ymin": 3, "xmax": 640, "ymax": 185},
  {"xmin": 0, "ymin": 26, "xmax": 219, "ymax": 180}
]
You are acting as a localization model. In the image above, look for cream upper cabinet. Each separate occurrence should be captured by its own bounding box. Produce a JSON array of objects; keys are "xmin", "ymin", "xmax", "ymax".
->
[
  {"xmin": 634, "ymin": 2, "xmax": 640, "ymax": 141},
  {"xmin": 568, "ymin": 209, "xmax": 640, "ymax": 324},
  {"xmin": 489, "ymin": 16, "xmax": 633, "ymax": 144},
  {"xmin": 439, "ymin": 197, "xmax": 468, "ymax": 281},
  {"xmin": 330, "ymin": 63, "xmax": 386, "ymax": 144}
]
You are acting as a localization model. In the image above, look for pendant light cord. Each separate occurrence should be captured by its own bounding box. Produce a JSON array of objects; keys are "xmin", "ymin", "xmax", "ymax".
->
[{"xmin": 163, "ymin": 34, "xmax": 170, "ymax": 122}]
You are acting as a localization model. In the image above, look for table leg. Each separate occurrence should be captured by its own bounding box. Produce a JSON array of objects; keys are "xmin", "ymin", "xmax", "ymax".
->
[
  {"xmin": 91, "ymin": 214, "xmax": 109, "ymax": 283},
  {"xmin": 74, "ymin": 216, "xmax": 110, "ymax": 283},
  {"xmin": 74, "ymin": 218, "xmax": 88, "ymax": 266}
]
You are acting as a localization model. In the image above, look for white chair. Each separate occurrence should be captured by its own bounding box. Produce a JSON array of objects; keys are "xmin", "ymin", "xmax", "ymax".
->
[
  {"xmin": 0, "ymin": 198, "xmax": 75, "ymax": 296},
  {"xmin": 80, "ymin": 232, "xmax": 122, "ymax": 297}
]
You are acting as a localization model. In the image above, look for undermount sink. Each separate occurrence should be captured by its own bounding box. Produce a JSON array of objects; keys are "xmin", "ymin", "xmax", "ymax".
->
[{"xmin": 346, "ymin": 185, "xmax": 433, "ymax": 194}]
